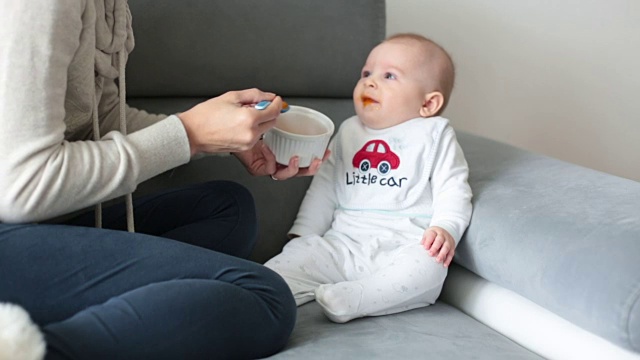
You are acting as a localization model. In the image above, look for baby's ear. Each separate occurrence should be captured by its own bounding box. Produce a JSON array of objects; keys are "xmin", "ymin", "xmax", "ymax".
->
[{"xmin": 419, "ymin": 92, "xmax": 444, "ymax": 117}]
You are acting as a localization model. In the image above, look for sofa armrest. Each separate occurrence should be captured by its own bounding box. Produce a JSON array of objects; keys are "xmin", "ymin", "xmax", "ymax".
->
[{"xmin": 456, "ymin": 131, "xmax": 640, "ymax": 353}]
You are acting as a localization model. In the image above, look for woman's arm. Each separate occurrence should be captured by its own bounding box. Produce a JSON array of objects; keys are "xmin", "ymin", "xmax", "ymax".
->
[
  {"xmin": 0, "ymin": 1, "xmax": 190, "ymax": 223},
  {"xmin": 97, "ymin": 77, "xmax": 167, "ymax": 134}
]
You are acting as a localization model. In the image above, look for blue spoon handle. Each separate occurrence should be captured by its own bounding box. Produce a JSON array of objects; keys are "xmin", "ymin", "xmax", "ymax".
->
[{"xmin": 254, "ymin": 100, "xmax": 290, "ymax": 113}]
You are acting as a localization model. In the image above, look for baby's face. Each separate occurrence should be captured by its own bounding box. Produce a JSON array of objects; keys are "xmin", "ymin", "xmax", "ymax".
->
[{"xmin": 353, "ymin": 39, "xmax": 434, "ymax": 130}]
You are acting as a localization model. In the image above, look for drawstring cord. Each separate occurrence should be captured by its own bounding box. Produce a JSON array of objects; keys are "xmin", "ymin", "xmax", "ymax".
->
[
  {"xmin": 93, "ymin": 50, "xmax": 135, "ymax": 232},
  {"xmin": 119, "ymin": 51, "xmax": 135, "ymax": 233},
  {"xmin": 92, "ymin": 97, "xmax": 103, "ymax": 229}
]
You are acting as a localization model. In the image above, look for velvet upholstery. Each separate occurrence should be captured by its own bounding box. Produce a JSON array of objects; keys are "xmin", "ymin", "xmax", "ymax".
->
[{"xmin": 457, "ymin": 132, "xmax": 640, "ymax": 352}]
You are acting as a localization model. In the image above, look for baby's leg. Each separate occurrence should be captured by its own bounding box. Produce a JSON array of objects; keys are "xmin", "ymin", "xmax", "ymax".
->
[
  {"xmin": 265, "ymin": 235, "xmax": 348, "ymax": 306},
  {"xmin": 315, "ymin": 243, "xmax": 447, "ymax": 323}
]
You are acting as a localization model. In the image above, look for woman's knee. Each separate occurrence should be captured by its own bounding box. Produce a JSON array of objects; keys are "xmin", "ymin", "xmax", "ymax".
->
[
  {"xmin": 203, "ymin": 180, "xmax": 256, "ymax": 222},
  {"xmin": 245, "ymin": 266, "xmax": 297, "ymax": 354},
  {"xmin": 181, "ymin": 181, "xmax": 258, "ymax": 257}
]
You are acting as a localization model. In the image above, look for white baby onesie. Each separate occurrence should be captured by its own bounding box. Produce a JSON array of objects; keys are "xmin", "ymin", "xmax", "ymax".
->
[{"xmin": 265, "ymin": 115, "xmax": 472, "ymax": 322}]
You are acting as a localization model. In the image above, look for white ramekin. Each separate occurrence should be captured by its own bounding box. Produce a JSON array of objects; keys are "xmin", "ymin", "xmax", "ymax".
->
[{"xmin": 263, "ymin": 105, "xmax": 335, "ymax": 167}]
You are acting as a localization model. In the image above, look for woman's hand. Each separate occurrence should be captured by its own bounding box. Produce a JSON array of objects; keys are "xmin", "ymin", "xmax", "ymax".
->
[
  {"xmin": 233, "ymin": 143, "xmax": 331, "ymax": 180},
  {"xmin": 177, "ymin": 89, "xmax": 282, "ymax": 156}
]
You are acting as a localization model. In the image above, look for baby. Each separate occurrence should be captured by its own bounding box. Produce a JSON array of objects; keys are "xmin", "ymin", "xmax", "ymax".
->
[{"xmin": 265, "ymin": 33, "xmax": 472, "ymax": 323}]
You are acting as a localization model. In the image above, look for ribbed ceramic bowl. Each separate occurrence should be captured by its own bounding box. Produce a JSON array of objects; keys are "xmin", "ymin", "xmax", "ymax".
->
[{"xmin": 263, "ymin": 105, "xmax": 334, "ymax": 167}]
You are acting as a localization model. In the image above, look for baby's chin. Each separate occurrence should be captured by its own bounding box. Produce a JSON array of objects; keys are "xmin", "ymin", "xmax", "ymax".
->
[
  {"xmin": 358, "ymin": 111, "xmax": 420, "ymax": 130},
  {"xmin": 357, "ymin": 113, "xmax": 393, "ymax": 130}
]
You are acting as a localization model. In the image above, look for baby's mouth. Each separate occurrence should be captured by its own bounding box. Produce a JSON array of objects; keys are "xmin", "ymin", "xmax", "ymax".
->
[{"xmin": 361, "ymin": 96, "xmax": 378, "ymax": 107}]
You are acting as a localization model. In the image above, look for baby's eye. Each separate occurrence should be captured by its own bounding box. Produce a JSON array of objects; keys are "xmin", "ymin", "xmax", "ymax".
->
[
  {"xmin": 362, "ymin": 71, "xmax": 371, "ymax": 78},
  {"xmin": 384, "ymin": 72, "xmax": 397, "ymax": 80}
]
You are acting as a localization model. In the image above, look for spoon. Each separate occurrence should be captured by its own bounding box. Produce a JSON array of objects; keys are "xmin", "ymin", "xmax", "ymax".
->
[{"xmin": 255, "ymin": 100, "xmax": 290, "ymax": 113}]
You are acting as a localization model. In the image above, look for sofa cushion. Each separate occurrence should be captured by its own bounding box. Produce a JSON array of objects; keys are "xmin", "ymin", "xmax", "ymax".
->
[
  {"xmin": 456, "ymin": 131, "xmax": 640, "ymax": 352},
  {"xmin": 126, "ymin": 0, "xmax": 385, "ymax": 98},
  {"xmin": 268, "ymin": 301, "xmax": 543, "ymax": 359}
]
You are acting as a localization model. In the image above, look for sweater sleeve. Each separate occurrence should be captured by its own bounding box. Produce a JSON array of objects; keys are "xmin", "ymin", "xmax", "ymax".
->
[
  {"xmin": 428, "ymin": 126, "xmax": 473, "ymax": 244},
  {"xmin": 98, "ymin": 76, "xmax": 167, "ymax": 134},
  {"xmin": 289, "ymin": 138, "xmax": 339, "ymax": 237},
  {"xmin": 0, "ymin": 1, "xmax": 191, "ymax": 223}
]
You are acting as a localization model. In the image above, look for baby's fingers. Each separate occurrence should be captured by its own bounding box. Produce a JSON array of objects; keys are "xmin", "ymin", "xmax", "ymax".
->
[
  {"xmin": 428, "ymin": 234, "xmax": 445, "ymax": 256},
  {"xmin": 443, "ymin": 249, "xmax": 455, "ymax": 268},
  {"xmin": 435, "ymin": 240, "xmax": 451, "ymax": 262},
  {"xmin": 421, "ymin": 229, "xmax": 437, "ymax": 250}
]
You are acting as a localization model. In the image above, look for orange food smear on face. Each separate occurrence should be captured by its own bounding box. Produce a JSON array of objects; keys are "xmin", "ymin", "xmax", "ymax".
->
[{"xmin": 362, "ymin": 97, "xmax": 376, "ymax": 107}]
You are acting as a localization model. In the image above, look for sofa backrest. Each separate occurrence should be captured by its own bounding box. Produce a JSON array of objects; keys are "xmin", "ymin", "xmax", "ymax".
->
[
  {"xmin": 127, "ymin": 0, "xmax": 386, "ymax": 98},
  {"xmin": 126, "ymin": 0, "xmax": 387, "ymax": 263}
]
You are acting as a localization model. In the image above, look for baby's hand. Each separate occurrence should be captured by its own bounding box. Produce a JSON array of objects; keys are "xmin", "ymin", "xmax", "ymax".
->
[{"xmin": 421, "ymin": 226, "xmax": 455, "ymax": 268}]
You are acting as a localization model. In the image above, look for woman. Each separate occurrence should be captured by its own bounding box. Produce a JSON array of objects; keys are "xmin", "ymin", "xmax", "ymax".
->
[{"xmin": 0, "ymin": 1, "xmax": 325, "ymax": 358}]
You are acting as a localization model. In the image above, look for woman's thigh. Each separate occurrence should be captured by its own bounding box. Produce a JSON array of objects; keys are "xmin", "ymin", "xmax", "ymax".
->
[
  {"xmin": 0, "ymin": 223, "xmax": 271, "ymax": 324},
  {"xmin": 65, "ymin": 180, "xmax": 258, "ymax": 258},
  {"xmin": 0, "ymin": 223, "xmax": 296, "ymax": 359}
]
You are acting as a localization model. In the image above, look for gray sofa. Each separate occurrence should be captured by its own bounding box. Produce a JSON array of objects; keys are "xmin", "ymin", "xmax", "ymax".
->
[{"xmin": 127, "ymin": 1, "xmax": 640, "ymax": 359}]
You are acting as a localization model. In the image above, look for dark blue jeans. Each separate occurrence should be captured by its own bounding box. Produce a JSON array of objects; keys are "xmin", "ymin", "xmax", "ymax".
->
[{"xmin": 0, "ymin": 181, "xmax": 296, "ymax": 360}]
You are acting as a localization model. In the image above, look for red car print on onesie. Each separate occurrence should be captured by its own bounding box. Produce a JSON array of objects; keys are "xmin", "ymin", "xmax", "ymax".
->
[{"xmin": 352, "ymin": 139, "xmax": 400, "ymax": 175}]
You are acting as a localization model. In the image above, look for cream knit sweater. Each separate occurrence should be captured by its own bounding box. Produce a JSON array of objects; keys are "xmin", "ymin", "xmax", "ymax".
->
[{"xmin": 0, "ymin": 0, "xmax": 191, "ymax": 224}]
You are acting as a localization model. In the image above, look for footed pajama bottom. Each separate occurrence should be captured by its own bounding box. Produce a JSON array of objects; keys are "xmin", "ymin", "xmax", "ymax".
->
[{"xmin": 265, "ymin": 232, "xmax": 448, "ymax": 323}]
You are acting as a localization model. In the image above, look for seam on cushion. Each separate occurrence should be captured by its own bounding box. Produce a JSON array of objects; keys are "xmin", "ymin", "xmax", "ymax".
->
[{"xmin": 623, "ymin": 278, "xmax": 640, "ymax": 351}]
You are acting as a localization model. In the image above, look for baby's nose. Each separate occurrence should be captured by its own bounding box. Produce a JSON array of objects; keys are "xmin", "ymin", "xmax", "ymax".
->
[{"xmin": 364, "ymin": 77, "xmax": 376, "ymax": 88}]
